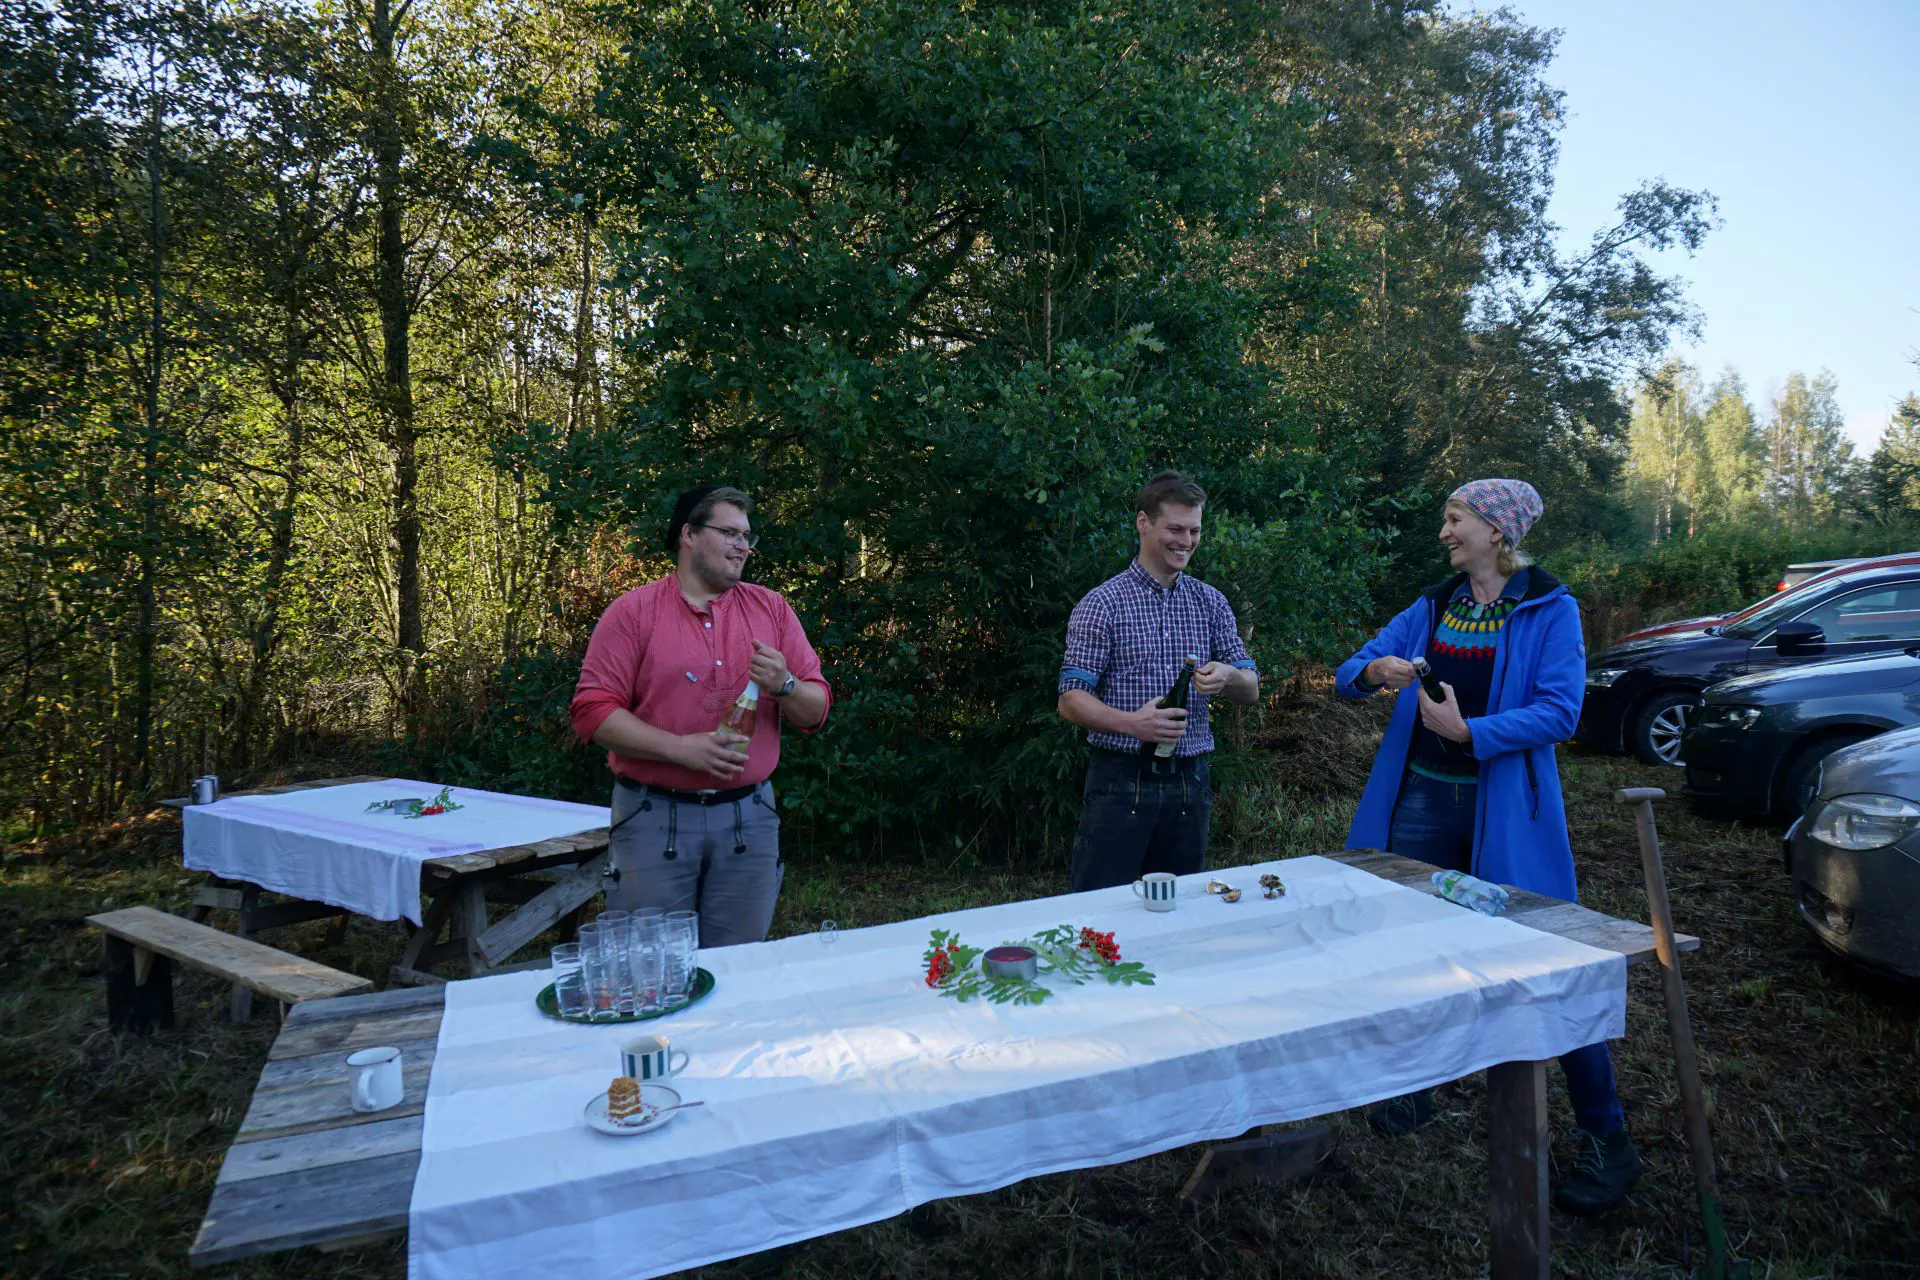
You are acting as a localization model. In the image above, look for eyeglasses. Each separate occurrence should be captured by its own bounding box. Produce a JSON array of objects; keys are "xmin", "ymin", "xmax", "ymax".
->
[{"xmin": 698, "ymin": 523, "xmax": 760, "ymax": 550}]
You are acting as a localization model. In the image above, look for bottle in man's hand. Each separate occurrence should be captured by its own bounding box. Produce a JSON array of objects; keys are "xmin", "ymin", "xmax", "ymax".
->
[{"xmin": 1142, "ymin": 655, "xmax": 1199, "ymax": 759}]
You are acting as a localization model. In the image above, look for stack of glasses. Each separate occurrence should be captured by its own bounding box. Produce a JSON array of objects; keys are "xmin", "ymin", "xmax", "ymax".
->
[{"xmin": 549, "ymin": 909, "xmax": 699, "ymax": 1021}]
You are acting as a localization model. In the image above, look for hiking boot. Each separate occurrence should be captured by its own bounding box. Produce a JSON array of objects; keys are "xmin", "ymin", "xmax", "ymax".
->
[
  {"xmin": 1553, "ymin": 1127, "xmax": 1642, "ymax": 1215},
  {"xmin": 1368, "ymin": 1089, "xmax": 1437, "ymax": 1136}
]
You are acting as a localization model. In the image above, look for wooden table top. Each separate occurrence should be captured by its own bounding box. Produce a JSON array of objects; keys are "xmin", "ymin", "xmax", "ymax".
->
[{"xmin": 187, "ymin": 850, "xmax": 1696, "ymax": 1268}]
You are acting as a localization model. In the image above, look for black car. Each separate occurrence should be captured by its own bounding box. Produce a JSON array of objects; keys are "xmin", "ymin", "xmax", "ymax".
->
[
  {"xmin": 1580, "ymin": 563, "xmax": 1920, "ymax": 765},
  {"xmin": 1783, "ymin": 724, "xmax": 1920, "ymax": 979},
  {"xmin": 1681, "ymin": 648, "xmax": 1920, "ymax": 821}
]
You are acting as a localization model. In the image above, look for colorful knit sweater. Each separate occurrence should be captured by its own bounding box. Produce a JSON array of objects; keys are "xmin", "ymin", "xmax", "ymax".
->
[{"xmin": 1408, "ymin": 579, "xmax": 1523, "ymax": 783}]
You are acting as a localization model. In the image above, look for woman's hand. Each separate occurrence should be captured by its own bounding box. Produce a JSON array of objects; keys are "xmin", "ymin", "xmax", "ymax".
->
[
  {"xmin": 1419, "ymin": 681, "xmax": 1472, "ymax": 743},
  {"xmin": 1364, "ymin": 656, "xmax": 1418, "ymax": 691}
]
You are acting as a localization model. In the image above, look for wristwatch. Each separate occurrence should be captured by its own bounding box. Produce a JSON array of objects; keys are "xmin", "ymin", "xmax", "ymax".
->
[{"xmin": 774, "ymin": 674, "xmax": 797, "ymax": 698}]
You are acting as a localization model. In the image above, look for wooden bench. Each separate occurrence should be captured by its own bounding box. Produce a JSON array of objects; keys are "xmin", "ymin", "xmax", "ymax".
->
[{"xmin": 87, "ymin": 906, "xmax": 375, "ymax": 1032}]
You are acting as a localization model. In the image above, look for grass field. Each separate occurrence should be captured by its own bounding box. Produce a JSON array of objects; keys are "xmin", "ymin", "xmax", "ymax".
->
[{"xmin": 4, "ymin": 730, "xmax": 1917, "ymax": 1279}]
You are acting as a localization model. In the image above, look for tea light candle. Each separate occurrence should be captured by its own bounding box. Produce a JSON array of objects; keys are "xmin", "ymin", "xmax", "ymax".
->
[{"xmin": 982, "ymin": 945, "xmax": 1038, "ymax": 981}]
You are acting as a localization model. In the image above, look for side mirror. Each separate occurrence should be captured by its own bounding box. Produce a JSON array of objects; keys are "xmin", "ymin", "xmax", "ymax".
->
[{"xmin": 1774, "ymin": 620, "xmax": 1826, "ymax": 655}]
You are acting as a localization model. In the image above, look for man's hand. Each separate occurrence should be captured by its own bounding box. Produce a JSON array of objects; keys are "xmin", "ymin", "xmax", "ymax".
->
[
  {"xmin": 1419, "ymin": 681, "xmax": 1472, "ymax": 743},
  {"xmin": 749, "ymin": 640, "xmax": 791, "ymax": 693},
  {"xmin": 1193, "ymin": 661, "xmax": 1231, "ymax": 696},
  {"xmin": 1129, "ymin": 697, "xmax": 1188, "ymax": 744},
  {"xmin": 676, "ymin": 729, "xmax": 751, "ymax": 781},
  {"xmin": 1364, "ymin": 656, "xmax": 1419, "ymax": 691}
]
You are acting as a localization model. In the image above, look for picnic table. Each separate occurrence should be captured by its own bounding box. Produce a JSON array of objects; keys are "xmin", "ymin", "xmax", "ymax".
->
[
  {"xmin": 190, "ymin": 851, "xmax": 1697, "ymax": 1279},
  {"xmin": 168, "ymin": 776, "xmax": 611, "ymax": 990}
]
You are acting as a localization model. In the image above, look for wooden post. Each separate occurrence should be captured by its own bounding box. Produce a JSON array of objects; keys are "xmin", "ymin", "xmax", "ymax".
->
[
  {"xmin": 1487, "ymin": 1059, "xmax": 1549, "ymax": 1280},
  {"xmin": 103, "ymin": 934, "xmax": 174, "ymax": 1032},
  {"xmin": 1616, "ymin": 787, "xmax": 1739, "ymax": 1277}
]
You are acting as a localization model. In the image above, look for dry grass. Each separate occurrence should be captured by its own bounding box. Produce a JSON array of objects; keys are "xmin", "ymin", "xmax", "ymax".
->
[{"xmin": 3, "ymin": 716, "xmax": 1918, "ymax": 1279}]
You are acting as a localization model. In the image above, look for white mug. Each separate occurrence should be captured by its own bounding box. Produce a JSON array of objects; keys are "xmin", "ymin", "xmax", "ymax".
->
[
  {"xmin": 347, "ymin": 1045, "xmax": 404, "ymax": 1113},
  {"xmin": 1132, "ymin": 871, "xmax": 1178, "ymax": 911},
  {"xmin": 621, "ymin": 1033, "xmax": 689, "ymax": 1083}
]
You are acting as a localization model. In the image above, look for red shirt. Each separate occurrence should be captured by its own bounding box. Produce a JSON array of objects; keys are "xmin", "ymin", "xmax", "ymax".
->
[{"xmin": 570, "ymin": 574, "xmax": 831, "ymax": 791}]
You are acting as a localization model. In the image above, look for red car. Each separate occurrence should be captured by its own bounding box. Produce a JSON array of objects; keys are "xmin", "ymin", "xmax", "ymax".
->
[{"xmin": 1616, "ymin": 553, "xmax": 1920, "ymax": 645}]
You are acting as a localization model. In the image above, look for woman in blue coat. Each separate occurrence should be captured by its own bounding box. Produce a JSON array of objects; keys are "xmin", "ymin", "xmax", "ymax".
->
[{"xmin": 1336, "ymin": 479, "xmax": 1640, "ymax": 1215}]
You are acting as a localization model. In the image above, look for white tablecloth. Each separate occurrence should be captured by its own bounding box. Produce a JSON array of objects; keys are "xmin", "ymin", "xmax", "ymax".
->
[
  {"xmin": 182, "ymin": 779, "xmax": 608, "ymax": 925},
  {"xmin": 407, "ymin": 855, "xmax": 1627, "ymax": 1280}
]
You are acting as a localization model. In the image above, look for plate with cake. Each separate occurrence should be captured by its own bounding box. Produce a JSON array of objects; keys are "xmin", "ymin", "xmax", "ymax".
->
[{"xmin": 584, "ymin": 1078, "xmax": 682, "ymax": 1136}]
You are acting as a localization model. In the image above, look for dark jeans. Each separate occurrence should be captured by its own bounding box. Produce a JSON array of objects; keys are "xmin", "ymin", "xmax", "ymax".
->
[
  {"xmin": 1388, "ymin": 771, "xmax": 1627, "ymax": 1135},
  {"xmin": 1068, "ymin": 749, "xmax": 1212, "ymax": 893}
]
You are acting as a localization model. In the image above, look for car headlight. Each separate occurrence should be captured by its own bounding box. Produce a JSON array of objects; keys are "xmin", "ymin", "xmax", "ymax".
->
[
  {"xmin": 1807, "ymin": 793, "xmax": 1920, "ymax": 851},
  {"xmin": 1586, "ymin": 668, "xmax": 1627, "ymax": 688},
  {"xmin": 1698, "ymin": 705, "xmax": 1763, "ymax": 730}
]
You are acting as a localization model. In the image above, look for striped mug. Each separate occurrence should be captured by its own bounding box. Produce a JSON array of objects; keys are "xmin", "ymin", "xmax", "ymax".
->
[
  {"xmin": 620, "ymin": 1033, "xmax": 688, "ymax": 1083},
  {"xmin": 1132, "ymin": 871, "xmax": 1178, "ymax": 911}
]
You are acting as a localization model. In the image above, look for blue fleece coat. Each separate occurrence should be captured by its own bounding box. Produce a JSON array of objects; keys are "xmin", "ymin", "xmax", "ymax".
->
[{"xmin": 1335, "ymin": 569, "xmax": 1586, "ymax": 902}]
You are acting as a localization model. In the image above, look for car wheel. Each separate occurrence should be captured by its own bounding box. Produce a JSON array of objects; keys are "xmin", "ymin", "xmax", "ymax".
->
[
  {"xmin": 1631, "ymin": 690, "xmax": 1699, "ymax": 766},
  {"xmin": 1776, "ymin": 733, "xmax": 1874, "ymax": 822}
]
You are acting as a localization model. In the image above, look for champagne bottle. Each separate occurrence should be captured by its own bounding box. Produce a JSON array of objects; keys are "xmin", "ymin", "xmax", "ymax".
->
[
  {"xmin": 1143, "ymin": 655, "xmax": 1200, "ymax": 759},
  {"xmin": 719, "ymin": 682, "xmax": 759, "ymax": 753},
  {"xmin": 1411, "ymin": 657, "xmax": 1445, "ymax": 701}
]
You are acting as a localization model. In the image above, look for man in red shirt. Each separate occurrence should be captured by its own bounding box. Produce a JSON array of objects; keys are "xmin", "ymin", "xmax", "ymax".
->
[{"xmin": 570, "ymin": 485, "xmax": 831, "ymax": 946}]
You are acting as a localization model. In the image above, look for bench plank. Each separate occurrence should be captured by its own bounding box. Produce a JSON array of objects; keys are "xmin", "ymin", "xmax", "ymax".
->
[
  {"xmin": 190, "ymin": 1148, "xmax": 418, "ymax": 1268},
  {"xmin": 219, "ymin": 1113, "xmax": 425, "ymax": 1184},
  {"xmin": 1333, "ymin": 850, "xmax": 1696, "ymax": 964},
  {"xmin": 87, "ymin": 907, "xmax": 372, "ymax": 1005}
]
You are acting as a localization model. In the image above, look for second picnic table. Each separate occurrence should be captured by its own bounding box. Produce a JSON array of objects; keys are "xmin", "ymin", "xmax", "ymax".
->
[{"xmin": 173, "ymin": 776, "xmax": 611, "ymax": 990}]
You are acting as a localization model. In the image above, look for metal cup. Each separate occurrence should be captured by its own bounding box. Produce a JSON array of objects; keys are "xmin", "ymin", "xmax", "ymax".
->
[{"xmin": 192, "ymin": 775, "xmax": 219, "ymax": 805}]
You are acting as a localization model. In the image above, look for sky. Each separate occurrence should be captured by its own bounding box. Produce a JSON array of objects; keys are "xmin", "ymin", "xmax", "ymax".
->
[{"xmin": 1476, "ymin": 0, "xmax": 1920, "ymax": 452}]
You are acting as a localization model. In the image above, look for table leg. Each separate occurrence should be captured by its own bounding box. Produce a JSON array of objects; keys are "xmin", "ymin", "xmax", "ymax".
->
[
  {"xmin": 1487, "ymin": 1058, "xmax": 1549, "ymax": 1280},
  {"xmin": 393, "ymin": 889, "xmax": 459, "ymax": 985},
  {"xmin": 230, "ymin": 884, "xmax": 261, "ymax": 1021},
  {"xmin": 453, "ymin": 883, "xmax": 490, "ymax": 977}
]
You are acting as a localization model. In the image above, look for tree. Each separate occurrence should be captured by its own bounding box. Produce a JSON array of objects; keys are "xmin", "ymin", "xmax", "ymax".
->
[
  {"xmin": 1763, "ymin": 370, "xmax": 1853, "ymax": 525},
  {"xmin": 1624, "ymin": 360, "xmax": 1704, "ymax": 541},
  {"xmin": 532, "ymin": 0, "xmax": 1382, "ymax": 841},
  {"xmin": 1866, "ymin": 393, "xmax": 1920, "ymax": 520},
  {"xmin": 1697, "ymin": 367, "xmax": 1762, "ymax": 524},
  {"xmin": 1245, "ymin": 2, "xmax": 1713, "ymax": 571}
]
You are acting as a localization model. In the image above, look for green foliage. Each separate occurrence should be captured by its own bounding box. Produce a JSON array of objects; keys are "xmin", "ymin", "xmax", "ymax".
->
[{"xmin": 524, "ymin": 0, "xmax": 1383, "ymax": 851}]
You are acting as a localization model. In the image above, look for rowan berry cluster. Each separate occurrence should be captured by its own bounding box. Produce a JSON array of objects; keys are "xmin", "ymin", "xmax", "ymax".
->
[
  {"xmin": 925, "ymin": 945, "xmax": 955, "ymax": 987},
  {"xmin": 1077, "ymin": 927, "xmax": 1120, "ymax": 965}
]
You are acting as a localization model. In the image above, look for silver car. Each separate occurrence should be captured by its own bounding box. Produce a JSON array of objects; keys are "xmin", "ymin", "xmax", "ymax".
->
[{"xmin": 1785, "ymin": 723, "xmax": 1920, "ymax": 978}]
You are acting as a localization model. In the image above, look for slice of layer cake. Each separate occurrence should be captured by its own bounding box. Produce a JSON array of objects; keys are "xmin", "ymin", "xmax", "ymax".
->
[{"xmin": 607, "ymin": 1076, "xmax": 652, "ymax": 1124}]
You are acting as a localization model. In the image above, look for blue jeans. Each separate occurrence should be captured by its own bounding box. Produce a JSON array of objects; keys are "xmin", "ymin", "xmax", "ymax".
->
[{"xmin": 1388, "ymin": 772, "xmax": 1626, "ymax": 1135}]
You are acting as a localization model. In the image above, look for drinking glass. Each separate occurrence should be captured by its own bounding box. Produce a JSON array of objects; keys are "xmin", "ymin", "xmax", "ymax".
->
[
  {"xmin": 577, "ymin": 923, "xmax": 619, "ymax": 1021},
  {"xmin": 629, "ymin": 915, "xmax": 665, "ymax": 1014},
  {"xmin": 550, "ymin": 943, "xmax": 588, "ymax": 1019},
  {"xmin": 662, "ymin": 911, "xmax": 699, "ymax": 1008},
  {"xmin": 597, "ymin": 909, "xmax": 634, "ymax": 1015}
]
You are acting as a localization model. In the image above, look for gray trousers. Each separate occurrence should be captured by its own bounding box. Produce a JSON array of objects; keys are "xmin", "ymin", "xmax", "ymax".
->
[{"xmin": 606, "ymin": 779, "xmax": 783, "ymax": 949}]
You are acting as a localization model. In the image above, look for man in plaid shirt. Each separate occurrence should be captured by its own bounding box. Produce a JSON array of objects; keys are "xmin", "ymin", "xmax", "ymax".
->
[{"xmin": 1057, "ymin": 471, "xmax": 1260, "ymax": 891}]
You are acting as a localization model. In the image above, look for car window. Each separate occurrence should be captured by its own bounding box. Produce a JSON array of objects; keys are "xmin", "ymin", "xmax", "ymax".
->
[
  {"xmin": 1728, "ymin": 582, "xmax": 1835, "ymax": 637},
  {"xmin": 1786, "ymin": 580, "xmax": 1920, "ymax": 643}
]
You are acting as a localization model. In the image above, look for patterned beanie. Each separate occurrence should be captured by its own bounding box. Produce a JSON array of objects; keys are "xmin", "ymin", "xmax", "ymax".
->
[{"xmin": 1448, "ymin": 479, "xmax": 1543, "ymax": 548}]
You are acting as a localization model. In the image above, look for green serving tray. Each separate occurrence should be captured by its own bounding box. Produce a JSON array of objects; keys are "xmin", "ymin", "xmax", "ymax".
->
[{"xmin": 534, "ymin": 967, "xmax": 716, "ymax": 1024}]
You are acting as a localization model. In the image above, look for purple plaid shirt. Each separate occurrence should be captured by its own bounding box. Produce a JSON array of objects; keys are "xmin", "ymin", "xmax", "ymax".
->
[{"xmin": 1059, "ymin": 560, "xmax": 1258, "ymax": 756}]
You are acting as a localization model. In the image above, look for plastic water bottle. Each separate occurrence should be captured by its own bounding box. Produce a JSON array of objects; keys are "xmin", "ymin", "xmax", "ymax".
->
[{"xmin": 1431, "ymin": 870, "xmax": 1511, "ymax": 916}]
